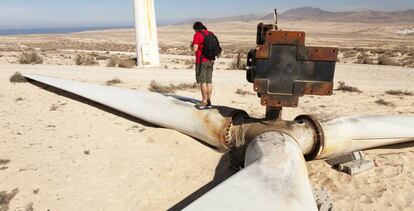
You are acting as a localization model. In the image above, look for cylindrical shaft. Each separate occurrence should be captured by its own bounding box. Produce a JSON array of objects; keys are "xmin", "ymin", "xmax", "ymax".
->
[
  {"xmin": 185, "ymin": 132, "xmax": 318, "ymax": 211},
  {"xmin": 133, "ymin": 0, "xmax": 160, "ymax": 67}
]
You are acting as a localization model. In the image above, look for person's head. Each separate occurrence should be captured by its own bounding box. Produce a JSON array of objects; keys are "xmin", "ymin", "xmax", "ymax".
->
[{"xmin": 193, "ymin": 22, "xmax": 207, "ymax": 32}]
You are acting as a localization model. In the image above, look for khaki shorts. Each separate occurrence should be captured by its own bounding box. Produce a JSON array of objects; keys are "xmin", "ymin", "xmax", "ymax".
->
[{"xmin": 195, "ymin": 61, "xmax": 214, "ymax": 84}]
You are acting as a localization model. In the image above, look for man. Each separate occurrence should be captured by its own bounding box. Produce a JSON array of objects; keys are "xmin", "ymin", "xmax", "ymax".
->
[{"xmin": 191, "ymin": 22, "xmax": 215, "ymax": 109}]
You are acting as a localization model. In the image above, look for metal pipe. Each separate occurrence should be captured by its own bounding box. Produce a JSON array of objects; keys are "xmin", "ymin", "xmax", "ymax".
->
[
  {"xmin": 316, "ymin": 115, "xmax": 414, "ymax": 159},
  {"xmin": 185, "ymin": 132, "xmax": 318, "ymax": 211},
  {"xmin": 22, "ymin": 73, "xmax": 234, "ymax": 149},
  {"xmin": 133, "ymin": 0, "xmax": 160, "ymax": 67}
]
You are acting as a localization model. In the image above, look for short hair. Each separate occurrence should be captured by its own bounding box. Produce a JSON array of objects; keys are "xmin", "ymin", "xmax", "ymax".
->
[{"xmin": 193, "ymin": 22, "xmax": 207, "ymax": 31}]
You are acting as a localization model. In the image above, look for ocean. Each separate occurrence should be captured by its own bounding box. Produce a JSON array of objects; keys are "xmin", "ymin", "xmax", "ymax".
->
[{"xmin": 0, "ymin": 26, "xmax": 133, "ymax": 36}]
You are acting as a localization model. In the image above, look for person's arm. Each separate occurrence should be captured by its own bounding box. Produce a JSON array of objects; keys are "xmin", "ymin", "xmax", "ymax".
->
[
  {"xmin": 192, "ymin": 32, "xmax": 201, "ymax": 53},
  {"xmin": 192, "ymin": 44, "xmax": 199, "ymax": 52}
]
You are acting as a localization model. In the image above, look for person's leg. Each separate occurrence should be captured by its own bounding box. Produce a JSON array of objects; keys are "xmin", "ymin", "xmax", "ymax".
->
[
  {"xmin": 200, "ymin": 83, "xmax": 208, "ymax": 103},
  {"xmin": 207, "ymin": 83, "xmax": 213, "ymax": 101},
  {"xmin": 205, "ymin": 61, "xmax": 214, "ymax": 106}
]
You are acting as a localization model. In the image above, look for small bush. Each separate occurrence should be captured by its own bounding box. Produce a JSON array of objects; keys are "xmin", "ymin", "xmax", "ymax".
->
[
  {"xmin": 96, "ymin": 55, "xmax": 110, "ymax": 60},
  {"xmin": 107, "ymin": 56, "xmax": 119, "ymax": 67},
  {"xmin": 18, "ymin": 51, "xmax": 43, "ymax": 64},
  {"xmin": 106, "ymin": 56, "xmax": 135, "ymax": 68},
  {"xmin": 227, "ymin": 58, "xmax": 238, "ymax": 70},
  {"xmin": 0, "ymin": 159, "xmax": 10, "ymax": 165},
  {"xmin": 375, "ymin": 99, "xmax": 395, "ymax": 107},
  {"xmin": 148, "ymin": 81, "xmax": 197, "ymax": 94},
  {"xmin": 174, "ymin": 82, "xmax": 198, "ymax": 90},
  {"xmin": 149, "ymin": 81, "xmax": 175, "ymax": 94},
  {"xmin": 378, "ymin": 55, "xmax": 394, "ymax": 65},
  {"xmin": 336, "ymin": 81, "xmax": 362, "ymax": 93},
  {"xmin": 118, "ymin": 59, "xmax": 135, "ymax": 68},
  {"xmin": 74, "ymin": 54, "xmax": 98, "ymax": 66},
  {"xmin": 385, "ymin": 90, "xmax": 413, "ymax": 96},
  {"xmin": 356, "ymin": 53, "xmax": 373, "ymax": 64},
  {"xmin": 106, "ymin": 78, "xmax": 122, "ymax": 86},
  {"xmin": 184, "ymin": 58, "xmax": 194, "ymax": 65},
  {"xmin": 0, "ymin": 189, "xmax": 19, "ymax": 211},
  {"xmin": 25, "ymin": 202, "xmax": 34, "ymax": 211},
  {"xmin": 9, "ymin": 72, "xmax": 27, "ymax": 83},
  {"xmin": 236, "ymin": 89, "xmax": 255, "ymax": 95}
]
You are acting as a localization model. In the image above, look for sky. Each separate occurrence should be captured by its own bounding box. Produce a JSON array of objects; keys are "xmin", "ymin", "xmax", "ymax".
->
[{"xmin": 0, "ymin": 0, "xmax": 413, "ymax": 29}]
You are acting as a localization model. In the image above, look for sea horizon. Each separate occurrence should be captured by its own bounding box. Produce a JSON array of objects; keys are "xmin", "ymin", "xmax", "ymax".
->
[{"xmin": 0, "ymin": 25, "xmax": 135, "ymax": 36}]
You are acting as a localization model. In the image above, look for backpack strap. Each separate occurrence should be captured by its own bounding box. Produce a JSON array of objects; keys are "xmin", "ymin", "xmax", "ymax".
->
[{"xmin": 198, "ymin": 30, "xmax": 209, "ymax": 63}]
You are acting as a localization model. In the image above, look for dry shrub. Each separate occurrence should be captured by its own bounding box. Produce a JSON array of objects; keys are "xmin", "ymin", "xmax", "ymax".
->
[
  {"xmin": 9, "ymin": 72, "xmax": 27, "ymax": 83},
  {"xmin": 25, "ymin": 202, "xmax": 34, "ymax": 211},
  {"xmin": 106, "ymin": 56, "xmax": 135, "ymax": 68},
  {"xmin": 0, "ymin": 189, "xmax": 19, "ymax": 211},
  {"xmin": 0, "ymin": 159, "xmax": 10, "ymax": 165},
  {"xmin": 18, "ymin": 51, "xmax": 43, "ymax": 64},
  {"xmin": 356, "ymin": 53, "xmax": 373, "ymax": 64},
  {"xmin": 74, "ymin": 54, "xmax": 98, "ymax": 66},
  {"xmin": 106, "ymin": 78, "xmax": 122, "ymax": 86},
  {"xmin": 375, "ymin": 99, "xmax": 395, "ymax": 107},
  {"xmin": 118, "ymin": 59, "xmax": 135, "ymax": 68},
  {"xmin": 184, "ymin": 58, "xmax": 194, "ymax": 65},
  {"xmin": 336, "ymin": 81, "xmax": 362, "ymax": 93},
  {"xmin": 236, "ymin": 89, "xmax": 255, "ymax": 95},
  {"xmin": 96, "ymin": 55, "xmax": 110, "ymax": 60},
  {"xmin": 378, "ymin": 55, "xmax": 394, "ymax": 65},
  {"xmin": 149, "ymin": 81, "xmax": 175, "ymax": 94},
  {"xmin": 148, "ymin": 81, "xmax": 197, "ymax": 94},
  {"xmin": 385, "ymin": 90, "xmax": 413, "ymax": 96},
  {"xmin": 107, "ymin": 56, "xmax": 119, "ymax": 67},
  {"xmin": 174, "ymin": 82, "xmax": 197, "ymax": 90},
  {"xmin": 342, "ymin": 50, "xmax": 357, "ymax": 58},
  {"xmin": 227, "ymin": 58, "xmax": 238, "ymax": 70}
]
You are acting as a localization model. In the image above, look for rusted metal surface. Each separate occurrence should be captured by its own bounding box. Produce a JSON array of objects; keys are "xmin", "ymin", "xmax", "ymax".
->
[
  {"xmin": 256, "ymin": 31, "xmax": 305, "ymax": 59},
  {"xmin": 295, "ymin": 81, "xmax": 334, "ymax": 96},
  {"xmin": 297, "ymin": 46, "xmax": 338, "ymax": 61},
  {"xmin": 247, "ymin": 23, "xmax": 338, "ymax": 109}
]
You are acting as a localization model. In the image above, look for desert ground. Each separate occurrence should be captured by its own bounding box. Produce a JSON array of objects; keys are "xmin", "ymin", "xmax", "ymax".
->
[{"xmin": 1, "ymin": 20, "xmax": 414, "ymax": 211}]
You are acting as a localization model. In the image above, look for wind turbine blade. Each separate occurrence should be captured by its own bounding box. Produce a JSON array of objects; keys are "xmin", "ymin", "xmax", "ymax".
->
[
  {"xmin": 316, "ymin": 115, "xmax": 414, "ymax": 159},
  {"xmin": 22, "ymin": 73, "xmax": 234, "ymax": 149},
  {"xmin": 185, "ymin": 132, "xmax": 318, "ymax": 211}
]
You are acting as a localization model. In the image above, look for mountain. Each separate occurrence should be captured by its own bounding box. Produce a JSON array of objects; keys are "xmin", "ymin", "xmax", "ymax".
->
[
  {"xmin": 269, "ymin": 7, "xmax": 414, "ymax": 23},
  {"xmin": 174, "ymin": 7, "xmax": 414, "ymax": 25}
]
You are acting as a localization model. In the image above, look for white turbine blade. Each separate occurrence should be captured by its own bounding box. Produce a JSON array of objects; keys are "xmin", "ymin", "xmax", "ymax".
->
[
  {"xmin": 22, "ymin": 73, "xmax": 232, "ymax": 148},
  {"xmin": 185, "ymin": 132, "xmax": 317, "ymax": 211},
  {"xmin": 317, "ymin": 115, "xmax": 414, "ymax": 159}
]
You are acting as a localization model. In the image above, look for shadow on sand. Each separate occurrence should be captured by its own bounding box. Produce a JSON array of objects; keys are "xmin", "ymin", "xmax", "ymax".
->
[
  {"xmin": 26, "ymin": 79, "xmax": 239, "ymax": 209},
  {"xmin": 168, "ymin": 154, "xmax": 238, "ymax": 210}
]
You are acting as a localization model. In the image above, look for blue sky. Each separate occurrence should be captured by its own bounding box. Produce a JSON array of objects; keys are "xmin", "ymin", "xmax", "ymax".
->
[{"xmin": 0, "ymin": 0, "xmax": 413, "ymax": 29}]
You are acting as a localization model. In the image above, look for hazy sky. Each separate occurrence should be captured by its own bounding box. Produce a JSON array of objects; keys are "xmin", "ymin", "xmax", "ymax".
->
[{"xmin": 0, "ymin": 0, "xmax": 413, "ymax": 29}]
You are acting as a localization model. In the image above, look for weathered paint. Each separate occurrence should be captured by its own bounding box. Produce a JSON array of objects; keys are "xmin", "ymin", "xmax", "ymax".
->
[
  {"xmin": 317, "ymin": 115, "xmax": 414, "ymax": 159},
  {"xmin": 185, "ymin": 132, "xmax": 318, "ymax": 211},
  {"xmin": 134, "ymin": 0, "xmax": 160, "ymax": 67}
]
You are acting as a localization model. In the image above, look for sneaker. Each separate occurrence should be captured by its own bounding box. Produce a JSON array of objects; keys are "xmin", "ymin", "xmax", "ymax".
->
[
  {"xmin": 206, "ymin": 100, "xmax": 213, "ymax": 109},
  {"xmin": 197, "ymin": 101, "xmax": 208, "ymax": 110}
]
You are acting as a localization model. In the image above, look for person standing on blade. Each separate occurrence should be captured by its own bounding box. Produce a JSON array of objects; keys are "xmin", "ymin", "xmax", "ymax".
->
[{"xmin": 191, "ymin": 21, "xmax": 222, "ymax": 109}]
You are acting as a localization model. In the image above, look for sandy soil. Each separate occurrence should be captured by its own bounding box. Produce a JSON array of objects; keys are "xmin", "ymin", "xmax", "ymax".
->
[
  {"xmin": 0, "ymin": 62, "xmax": 414, "ymax": 210},
  {"xmin": 1, "ymin": 19, "xmax": 414, "ymax": 210}
]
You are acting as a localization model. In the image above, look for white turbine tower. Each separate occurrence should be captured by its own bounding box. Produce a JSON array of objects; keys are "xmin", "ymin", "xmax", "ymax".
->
[{"xmin": 133, "ymin": 0, "xmax": 160, "ymax": 67}]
